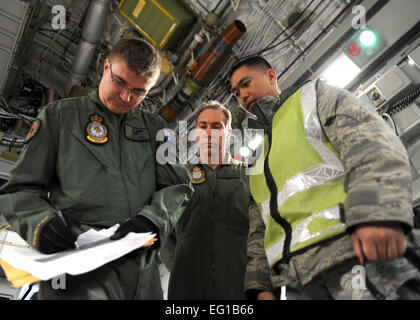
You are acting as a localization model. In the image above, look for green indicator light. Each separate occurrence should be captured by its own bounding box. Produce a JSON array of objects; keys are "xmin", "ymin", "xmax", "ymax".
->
[{"xmin": 359, "ymin": 29, "xmax": 376, "ymax": 47}]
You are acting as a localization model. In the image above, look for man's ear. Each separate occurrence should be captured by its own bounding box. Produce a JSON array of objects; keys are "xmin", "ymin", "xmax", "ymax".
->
[
  {"xmin": 103, "ymin": 57, "xmax": 110, "ymax": 73},
  {"xmin": 267, "ymin": 68, "xmax": 277, "ymax": 85}
]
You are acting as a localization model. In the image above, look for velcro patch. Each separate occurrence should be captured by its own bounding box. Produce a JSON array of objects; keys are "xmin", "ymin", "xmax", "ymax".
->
[{"xmin": 125, "ymin": 125, "xmax": 150, "ymax": 142}]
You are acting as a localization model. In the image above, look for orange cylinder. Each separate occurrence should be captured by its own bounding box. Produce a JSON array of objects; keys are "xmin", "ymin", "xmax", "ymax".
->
[
  {"xmin": 159, "ymin": 20, "xmax": 246, "ymax": 122},
  {"xmin": 192, "ymin": 20, "xmax": 246, "ymax": 85}
]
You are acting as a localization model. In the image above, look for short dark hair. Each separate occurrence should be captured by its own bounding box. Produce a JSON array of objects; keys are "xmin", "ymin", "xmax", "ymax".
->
[
  {"xmin": 110, "ymin": 38, "xmax": 161, "ymax": 77},
  {"xmin": 195, "ymin": 101, "xmax": 232, "ymax": 129},
  {"xmin": 228, "ymin": 56, "xmax": 272, "ymax": 79}
]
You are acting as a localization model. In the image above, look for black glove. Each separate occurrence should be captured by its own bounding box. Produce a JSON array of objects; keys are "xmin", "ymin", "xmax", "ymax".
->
[
  {"xmin": 36, "ymin": 215, "xmax": 80, "ymax": 254},
  {"xmin": 110, "ymin": 216, "xmax": 157, "ymax": 241}
]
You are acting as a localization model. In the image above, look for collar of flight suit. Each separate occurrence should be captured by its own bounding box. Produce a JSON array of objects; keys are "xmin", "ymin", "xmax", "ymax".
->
[
  {"xmin": 194, "ymin": 154, "xmax": 240, "ymax": 171},
  {"xmin": 87, "ymin": 89, "xmax": 110, "ymax": 114},
  {"xmin": 87, "ymin": 89, "xmax": 140, "ymax": 119}
]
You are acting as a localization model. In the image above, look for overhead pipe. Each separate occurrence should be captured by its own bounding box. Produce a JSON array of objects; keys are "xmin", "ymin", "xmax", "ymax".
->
[
  {"xmin": 148, "ymin": 29, "xmax": 206, "ymax": 97},
  {"xmin": 149, "ymin": 3, "xmax": 232, "ymax": 99},
  {"xmin": 148, "ymin": 72, "xmax": 174, "ymax": 97},
  {"xmin": 177, "ymin": 29, "xmax": 206, "ymax": 69},
  {"xmin": 68, "ymin": 0, "xmax": 110, "ymax": 90},
  {"xmin": 158, "ymin": 20, "xmax": 246, "ymax": 122},
  {"xmin": 212, "ymin": 0, "xmax": 230, "ymax": 16},
  {"xmin": 149, "ymin": 26, "xmax": 206, "ymax": 97},
  {"xmin": 175, "ymin": 20, "xmax": 204, "ymax": 59},
  {"xmin": 206, "ymin": 0, "xmax": 231, "ymax": 29}
]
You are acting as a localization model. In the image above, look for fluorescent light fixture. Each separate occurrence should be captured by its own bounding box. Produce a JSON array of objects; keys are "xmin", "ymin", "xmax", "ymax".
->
[
  {"xmin": 320, "ymin": 53, "xmax": 361, "ymax": 88},
  {"xmin": 248, "ymin": 134, "xmax": 264, "ymax": 150},
  {"xmin": 408, "ymin": 57, "xmax": 416, "ymax": 66}
]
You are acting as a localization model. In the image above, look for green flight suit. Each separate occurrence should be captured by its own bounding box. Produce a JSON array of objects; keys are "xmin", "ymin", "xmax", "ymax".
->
[
  {"xmin": 0, "ymin": 90, "xmax": 193, "ymax": 299},
  {"xmin": 161, "ymin": 159, "xmax": 249, "ymax": 299}
]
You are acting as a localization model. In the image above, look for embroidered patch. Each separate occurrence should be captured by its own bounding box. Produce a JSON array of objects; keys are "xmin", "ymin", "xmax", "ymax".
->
[
  {"xmin": 24, "ymin": 119, "xmax": 41, "ymax": 143},
  {"xmin": 191, "ymin": 166, "xmax": 205, "ymax": 184},
  {"xmin": 86, "ymin": 114, "xmax": 109, "ymax": 144}
]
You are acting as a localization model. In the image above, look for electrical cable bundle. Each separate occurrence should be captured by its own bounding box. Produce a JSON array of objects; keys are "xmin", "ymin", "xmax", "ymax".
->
[
  {"xmin": 255, "ymin": 0, "xmax": 321, "ymax": 56},
  {"xmin": 0, "ymin": 95, "xmax": 35, "ymax": 147},
  {"xmin": 0, "ymin": 95, "xmax": 36, "ymax": 123}
]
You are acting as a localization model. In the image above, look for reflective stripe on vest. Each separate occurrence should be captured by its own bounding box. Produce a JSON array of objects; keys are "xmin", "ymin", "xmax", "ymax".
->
[
  {"xmin": 253, "ymin": 80, "xmax": 347, "ymax": 267},
  {"xmin": 265, "ymin": 206, "xmax": 343, "ymax": 266},
  {"xmin": 260, "ymin": 81, "xmax": 345, "ymax": 225}
]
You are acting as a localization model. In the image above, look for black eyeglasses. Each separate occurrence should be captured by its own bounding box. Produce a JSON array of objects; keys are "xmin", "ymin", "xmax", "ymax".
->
[{"xmin": 109, "ymin": 61, "xmax": 147, "ymax": 98}]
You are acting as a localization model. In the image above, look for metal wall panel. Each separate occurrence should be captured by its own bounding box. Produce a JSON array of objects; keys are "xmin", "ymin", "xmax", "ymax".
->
[{"xmin": 0, "ymin": 0, "xmax": 29, "ymax": 94}]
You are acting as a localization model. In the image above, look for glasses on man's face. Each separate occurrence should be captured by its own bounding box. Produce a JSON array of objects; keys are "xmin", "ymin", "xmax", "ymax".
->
[{"xmin": 109, "ymin": 61, "xmax": 147, "ymax": 98}]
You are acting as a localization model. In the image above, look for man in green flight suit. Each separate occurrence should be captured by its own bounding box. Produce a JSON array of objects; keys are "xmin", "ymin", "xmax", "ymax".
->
[
  {"xmin": 160, "ymin": 101, "xmax": 250, "ymax": 299},
  {"xmin": 229, "ymin": 56, "xmax": 420, "ymax": 300},
  {"xmin": 0, "ymin": 38, "xmax": 193, "ymax": 299}
]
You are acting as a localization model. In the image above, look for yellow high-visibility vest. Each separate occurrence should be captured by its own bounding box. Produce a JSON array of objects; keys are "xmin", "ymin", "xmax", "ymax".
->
[{"xmin": 250, "ymin": 80, "xmax": 347, "ymax": 267}]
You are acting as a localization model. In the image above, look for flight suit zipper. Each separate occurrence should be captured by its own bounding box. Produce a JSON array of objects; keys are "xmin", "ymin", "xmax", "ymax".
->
[
  {"xmin": 116, "ymin": 115, "xmax": 132, "ymax": 216},
  {"xmin": 209, "ymin": 167, "xmax": 217, "ymax": 290}
]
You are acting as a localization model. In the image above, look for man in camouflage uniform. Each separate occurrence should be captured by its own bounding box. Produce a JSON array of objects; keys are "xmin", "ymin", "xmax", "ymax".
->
[{"xmin": 229, "ymin": 56, "xmax": 420, "ymax": 300}]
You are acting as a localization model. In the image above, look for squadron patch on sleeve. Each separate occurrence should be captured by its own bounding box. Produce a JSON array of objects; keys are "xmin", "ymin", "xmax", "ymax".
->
[
  {"xmin": 24, "ymin": 118, "xmax": 41, "ymax": 143},
  {"xmin": 191, "ymin": 166, "xmax": 206, "ymax": 185},
  {"xmin": 86, "ymin": 114, "xmax": 109, "ymax": 145}
]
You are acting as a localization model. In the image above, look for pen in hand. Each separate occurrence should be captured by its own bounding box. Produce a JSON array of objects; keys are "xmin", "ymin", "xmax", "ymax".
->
[{"xmin": 54, "ymin": 206, "xmax": 82, "ymax": 250}]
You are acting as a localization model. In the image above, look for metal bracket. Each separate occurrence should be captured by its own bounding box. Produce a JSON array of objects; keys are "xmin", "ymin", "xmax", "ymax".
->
[{"xmin": 230, "ymin": 0, "xmax": 241, "ymax": 12}]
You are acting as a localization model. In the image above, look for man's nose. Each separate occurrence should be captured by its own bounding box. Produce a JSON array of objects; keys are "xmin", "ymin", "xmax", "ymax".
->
[
  {"xmin": 206, "ymin": 127, "xmax": 213, "ymax": 139},
  {"xmin": 119, "ymin": 88, "xmax": 132, "ymax": 102},
  {"xmin": 239, "ymin": 90, "xmax": 248, "ymax": 104}
]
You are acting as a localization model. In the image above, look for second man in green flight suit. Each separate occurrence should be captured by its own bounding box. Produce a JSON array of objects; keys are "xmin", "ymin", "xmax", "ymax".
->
[{"xmin": 161, "ymin": 101, "xmax": 250, "ymax": 299}]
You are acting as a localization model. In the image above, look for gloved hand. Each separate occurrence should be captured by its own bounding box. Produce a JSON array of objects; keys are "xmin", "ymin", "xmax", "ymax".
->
[
  {"xmin": 111, "ymin": 216, "xmax": 158, "ymax": 241},
  {"xmin": 36, "ymin": 215, "xmax": 81, "ymax": 254}
]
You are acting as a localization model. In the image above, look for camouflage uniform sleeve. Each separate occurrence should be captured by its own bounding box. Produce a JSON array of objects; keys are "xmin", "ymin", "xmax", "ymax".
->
[
  {"xmin": 244, "ymin": 199, "xmax": 274, "ymax": 298},
  {"xmin": 316, "ymin": 79, "xmax": 414, "ymax": 232}
]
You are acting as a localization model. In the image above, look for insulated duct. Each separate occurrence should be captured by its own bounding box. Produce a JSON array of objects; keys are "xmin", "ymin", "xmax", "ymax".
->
[
  {"xmin": 148, "ymin": 28, "xmax": 205, "ymax": 97},
  {"xmin": 177, "ymin": 29, "xmax": 206, "ymax": 70},
  {"xmin": 159, "ymin": 20, "xmax": 246, "ymax": 122},
  {"xmin": 68, "ymin": 0, "xmax": 110, "ymax": 90}
]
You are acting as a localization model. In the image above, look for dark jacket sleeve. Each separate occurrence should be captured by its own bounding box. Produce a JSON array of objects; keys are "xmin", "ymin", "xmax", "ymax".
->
[{"xmin": 316, "ymin": 79, "xmax": 414, "ymax": 232}]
